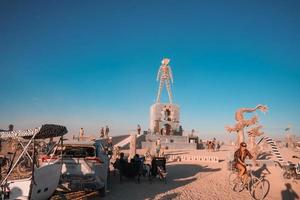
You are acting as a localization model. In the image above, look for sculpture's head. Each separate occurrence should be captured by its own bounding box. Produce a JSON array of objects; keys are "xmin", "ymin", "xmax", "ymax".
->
[
  {"xmin": 161, "ymin": 58, "xmax": 170, "ymax": 65},
  {"xmin": 257, "ymin": 105, "xmax": 268, "ymax": 113}
]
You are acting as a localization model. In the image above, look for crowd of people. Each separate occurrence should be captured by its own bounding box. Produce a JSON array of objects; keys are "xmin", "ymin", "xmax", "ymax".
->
[
  {"xmin": 205, "ymin": 138, "xmax": 221, "ymax": 151},
  {"xmin": 100, "ymin": 125, "xmax": 110, "ymax": 138},
  {"xmin": 112, "ymin": 152, "xmax": 148, "ymax": 182}
]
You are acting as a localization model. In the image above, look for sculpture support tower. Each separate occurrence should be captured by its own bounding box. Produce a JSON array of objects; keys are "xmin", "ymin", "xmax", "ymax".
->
[{"xmin": 247, "ymin": 125, "xmax": 264, "ymax": 157}]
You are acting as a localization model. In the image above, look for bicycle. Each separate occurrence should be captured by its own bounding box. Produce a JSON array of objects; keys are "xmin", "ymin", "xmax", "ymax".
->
[
  {"xmin": 16, "ymin": 155, "xmax": 32, "ymax": 176},
  {"xmin": 275, "ymin": 161, "xmax": 300, "ymax": 181},
  {"xmin": 149, "ymin": 157, "xmax": 167, "ymax": 184},
  {"xmin": 229, "ymin": 165, "xmax": 269, "ymax": 200},
  {"xmin": 0, "ymin": 152, "xmax": 15, "ymax": 179}
]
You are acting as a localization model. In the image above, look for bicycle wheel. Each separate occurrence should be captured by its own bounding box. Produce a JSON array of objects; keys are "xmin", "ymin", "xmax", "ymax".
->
[
  {"xmin": 229, "ymin": 172, "xmax": 243, "ymax": 192},
  {"xmin": 250, "ymin": 177, "xmax": 267, "ymax": 200},
  {"xmin": 259, "ymin": 179, "xmax": 270, "ymax": 200},
  {"xmin": 17, "ymin": 158, "xmax": 32, "ymax": 176},
  {"xmin": 0, "ymin": 159, "xmax": 10, "ymax": 178},
  {"xmin": 229, "ymin": 172, "xmax": 237, "ymax": 187},
  {"xmin": 283, "ymin": 172, "xmax": 291, "ymax": 179}
]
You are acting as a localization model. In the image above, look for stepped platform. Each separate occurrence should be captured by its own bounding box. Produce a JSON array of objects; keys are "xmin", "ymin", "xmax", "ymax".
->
[{"xmin": 141, "ymin": 134, "xmax": 197, "ymax": 150}]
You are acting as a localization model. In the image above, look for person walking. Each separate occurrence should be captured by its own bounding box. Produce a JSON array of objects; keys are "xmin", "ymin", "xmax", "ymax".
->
[
  {"xmin": 105, "ymin": 125, "xmax": 110, "ymax": 138},
  {"xmin": 100, "ymin": 127, "xmax": 105, "ymax": 138},
  {"xmin": 79, "ymin": 128, "xmax": 84, "ymax": 140},
  {"xmin": 137, "ymin": 124, "xmax": 141, "ymax": 135}
]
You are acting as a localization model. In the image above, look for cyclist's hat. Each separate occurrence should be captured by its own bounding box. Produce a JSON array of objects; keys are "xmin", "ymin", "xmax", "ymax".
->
[{"xmin": 240, "ymin": 142, "xmax": 247, "ymax": 147}]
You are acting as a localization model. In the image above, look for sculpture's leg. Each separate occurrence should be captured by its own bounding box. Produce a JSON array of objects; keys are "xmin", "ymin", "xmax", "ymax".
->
[
  {"xmin": 166, "ymin": 79, "xmax": 173, "ymax": 104},
  {"xmin": 156, "ymin": 78, "xmax": 164, "ymax": 103}
]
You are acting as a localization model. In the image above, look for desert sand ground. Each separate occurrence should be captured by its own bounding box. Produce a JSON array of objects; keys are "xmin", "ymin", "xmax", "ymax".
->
[{"xmin": 102, "ymin": 145, "xmax": 300, "ymax": 200}]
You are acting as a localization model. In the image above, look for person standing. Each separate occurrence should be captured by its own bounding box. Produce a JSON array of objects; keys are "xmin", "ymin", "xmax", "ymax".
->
[
  {"xmin": 47, "ymin": 137, "xmax": 55, "ymax": 152},
  {"xmin": 213, "ymin": 137, "xmax": 217, "ymax": 151},
  {"xmin": 79, "ymin": 128, "xmax": 84, "ymax": 140},
  {"xmin": 191, "ymin": 129, "xmax": 195, "ymax": 137},
  {"xmin": 179, "ymin": 125, "xmax": 183, "ymax": 136},
  {"xmin": 137, "ymin": 124, "xmax": 141, "ymax": 135},
  {"xmin": 100, "ymin": 127, "xmax": 105, "ymax": 138},
  {"xmin": 156, "ymin": 137, "xmax": 161, "ymax": 157},
  {"xmin": 106, "ymin": 137, "xmax": 113, "ymax": 159},
  {"xmin": 216, "ymin": 141, "xmax": 221, "ymax": 151},
  {"xmin": 105, "ymin": 125, "xmax": 110, "ymax": 138}
]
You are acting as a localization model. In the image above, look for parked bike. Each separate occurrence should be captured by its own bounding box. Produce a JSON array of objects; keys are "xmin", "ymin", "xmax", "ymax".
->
[{"xmin": 275, "ymin": 161, "xmax": 300, "ymax": 180}]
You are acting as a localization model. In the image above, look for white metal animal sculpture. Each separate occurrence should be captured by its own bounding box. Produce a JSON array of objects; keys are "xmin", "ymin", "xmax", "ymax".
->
[{"xmin": 225, "ymin": 104, "xmax": 268, "ymax": 146}]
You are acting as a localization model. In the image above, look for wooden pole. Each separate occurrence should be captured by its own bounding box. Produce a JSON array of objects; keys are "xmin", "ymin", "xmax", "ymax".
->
[{"xmin": 129, "ymin": 133, "xmax": 137, "ymax": 160}]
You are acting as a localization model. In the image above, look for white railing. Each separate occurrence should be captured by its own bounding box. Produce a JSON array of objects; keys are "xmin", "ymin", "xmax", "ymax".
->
[{"xmin": 114, "ymin": 132, "xmax": 144, "ymax": 148}]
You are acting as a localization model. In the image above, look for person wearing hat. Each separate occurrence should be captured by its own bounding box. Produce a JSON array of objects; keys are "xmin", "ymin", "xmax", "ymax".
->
[{"xmin": 234, "ymin": 142, "xmax": 257, "ymax": 184}]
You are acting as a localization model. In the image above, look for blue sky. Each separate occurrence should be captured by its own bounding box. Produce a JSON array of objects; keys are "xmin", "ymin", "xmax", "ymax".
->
[{"xmin": 0, "ymin": 0, "xmax": 299, "ymax": 139}]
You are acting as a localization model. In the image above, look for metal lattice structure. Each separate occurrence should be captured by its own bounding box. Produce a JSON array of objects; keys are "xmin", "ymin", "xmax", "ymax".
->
[{"xmin": 0, "ymin": 124, "xmax": 68, "ymax": 139}]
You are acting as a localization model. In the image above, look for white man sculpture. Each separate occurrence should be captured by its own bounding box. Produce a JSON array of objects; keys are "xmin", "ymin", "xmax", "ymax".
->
[{"xmin": 156, "ymin": 58, "xmax": 173, "ymax": 103}]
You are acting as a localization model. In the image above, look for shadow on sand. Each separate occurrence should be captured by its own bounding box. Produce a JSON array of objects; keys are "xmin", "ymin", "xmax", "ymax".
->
[
  {"xmin": 281, "ymin": 183, "xmax": 299, "ymax": 200},
  {"xmin": 257, "ymin": 152, "xmax": 272, "ymax": 160},
  {"xmin": 103, "ymin": 164, "xmax": 221, "ymax": 200}
]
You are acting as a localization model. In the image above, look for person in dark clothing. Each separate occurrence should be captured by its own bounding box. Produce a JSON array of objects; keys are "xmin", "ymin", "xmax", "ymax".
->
[
  {"xmin": 113, "ymin": 152, "xmax": 128, "ymax": 182},
  {"xmin": 234, "ymin": 142, "xmax": 257, "ymax": 184},
  {"xmin": 137, "ymin": 125, "xmax": 141, "ymax": 135},
  {"xmin": 105, "ymin": 126, "xmax": 110, "ymax": 138},
  {"xmin": 119, "ymin": 153, "xmax": 127, "ymax": 165},
  {"xmin": 100, "ymin": 127, "xmax": 105, "ymax": 138},
  {"xmin": 113, "ymin": 152, "xmax": 127, "ymax": 172}
]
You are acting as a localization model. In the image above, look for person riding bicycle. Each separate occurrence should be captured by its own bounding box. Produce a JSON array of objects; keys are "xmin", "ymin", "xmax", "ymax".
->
[{"xmin": 234, "ymin": 142, "xmax": 257, "ymax": 184}]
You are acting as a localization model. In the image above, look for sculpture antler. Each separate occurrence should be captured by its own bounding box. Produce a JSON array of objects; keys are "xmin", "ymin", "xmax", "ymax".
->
[
  {"xmin": 255, "ymin": 104, "xmax": 268, "ymax": 114},
  {"xmin": 248, "ymin": 125, "xmax": 264, "ymax": 137},
  {"xmin": 225, "ymin": 126, "xmax": 236, "ymax": 133},
  {"xmin": 225, "ymin": 122, "xmax": 243, "ymax": 133}
]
